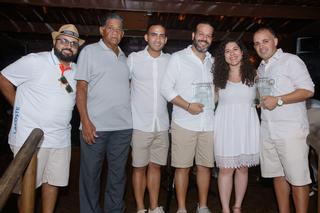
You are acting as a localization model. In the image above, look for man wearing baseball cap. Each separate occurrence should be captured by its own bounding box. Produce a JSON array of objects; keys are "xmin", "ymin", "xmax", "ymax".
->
[{"xmin": 0, "ymin": 24, "xmax": 84, "ymax": 212}]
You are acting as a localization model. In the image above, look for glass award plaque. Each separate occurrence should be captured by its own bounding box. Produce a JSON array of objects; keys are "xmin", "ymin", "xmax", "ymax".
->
[
  {"xmin": 255, "ymin": 77, "xmax": 275, "ymax": 102},
  {"xmin": 192, "ymin": 82, "xmax": 214, "ymax": 110}
]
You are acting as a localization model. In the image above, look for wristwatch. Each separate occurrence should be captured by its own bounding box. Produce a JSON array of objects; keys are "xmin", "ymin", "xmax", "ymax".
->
[{"xmin": 277, "ymin": 97, "xmax": 284, "ymax": 106}]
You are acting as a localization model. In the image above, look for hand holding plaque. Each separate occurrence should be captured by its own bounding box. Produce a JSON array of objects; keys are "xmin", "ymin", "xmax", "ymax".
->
[
  {"xmin": 192, "ymin": 82, "xmax": 214, "ymax": 110},
  {"xmin": 255, "ymin": 77, "xmax": 275, "ymax": 104}
]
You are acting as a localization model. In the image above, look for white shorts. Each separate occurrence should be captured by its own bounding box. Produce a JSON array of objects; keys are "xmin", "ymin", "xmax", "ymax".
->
[
  {"xmin": 11, "ymin": 146, "xmax": 71, "ymax": 191},
  {"xmin": 260, "ymin": 123, "xmax": 311, "ymax": 186}
]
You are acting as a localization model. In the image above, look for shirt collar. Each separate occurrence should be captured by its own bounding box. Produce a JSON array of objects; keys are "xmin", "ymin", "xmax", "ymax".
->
[
  {"xmin": 50, "ymin": 49, "xmax": 60, "ymax": 65},
  {"xmin": 261, "ymin": 48, "xmax": 283, "ymax": 65},
  {"xmin": 98, "ymin": 39, "xmax": 125, "ymax": 57},
  {"xmin": 143, "ymin": 46, "xmax": 163, "ymax": 58},
  {"xmin": 186, "ymin": 45, "xmax": 212, "ymax": 62}
]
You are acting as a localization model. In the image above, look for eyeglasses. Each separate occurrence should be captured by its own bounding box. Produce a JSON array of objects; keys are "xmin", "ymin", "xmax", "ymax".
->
[
  {"xmin": 59, "ymin": 75, "xmax": 73, "ymax": 93},
  {"xmin": 56, "ymin": 38, "xmax": 79, "ymax": 49}
]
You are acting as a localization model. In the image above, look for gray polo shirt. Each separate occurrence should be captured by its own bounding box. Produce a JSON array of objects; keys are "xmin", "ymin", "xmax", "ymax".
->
[{"xmin": 75, "ymin": 39, "xmax": 132, "ymax": 131}]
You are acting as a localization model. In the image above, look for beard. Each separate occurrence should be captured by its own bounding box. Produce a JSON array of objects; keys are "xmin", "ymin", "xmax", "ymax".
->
[
  {"xmin": 193, "ymin": 39, "xmax": 210, "ymax": 53},
  {"xmin": 54, "ymin": 47, "xmax": 77, "ymax": 62}
]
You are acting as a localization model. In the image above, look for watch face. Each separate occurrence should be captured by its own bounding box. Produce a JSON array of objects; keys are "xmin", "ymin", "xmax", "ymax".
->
[{"xmin": 277, "ymin": 98, "xmax": 283, "ymax": 106}]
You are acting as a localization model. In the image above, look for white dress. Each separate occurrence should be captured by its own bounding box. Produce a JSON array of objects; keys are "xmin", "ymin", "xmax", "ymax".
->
[{"xmin": 214, "ymin": 81, "xmax": 260, "ymax": 168}]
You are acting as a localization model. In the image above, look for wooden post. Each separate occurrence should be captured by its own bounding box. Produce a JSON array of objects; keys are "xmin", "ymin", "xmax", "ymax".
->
[
  {"xmin": 0, "ymin": 128, "xmax": 43, "ymax": 211},
  {"xmin": 20, "ymin": 153, "xmax": 37, "ymax": 213}
]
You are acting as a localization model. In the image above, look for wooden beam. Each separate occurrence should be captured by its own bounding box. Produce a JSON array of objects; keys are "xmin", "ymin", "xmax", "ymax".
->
[
  {"xmin": 0, "ymin": 20, "xmax": 256, "ymax": 41},
  {"xmin": 0, "ymin": 0, "xmax": 319, "ymax": 19}
]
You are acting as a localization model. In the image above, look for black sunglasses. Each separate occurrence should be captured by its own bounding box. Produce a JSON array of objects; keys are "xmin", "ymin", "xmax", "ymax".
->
[{"xmin": 59, "ymin": 75, "xmax": 73, "ymax": 93}]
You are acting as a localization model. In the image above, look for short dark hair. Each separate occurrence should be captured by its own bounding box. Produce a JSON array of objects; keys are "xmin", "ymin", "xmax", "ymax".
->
[
  {"xmin": 146, "ymin": 22, "xmax": 166, "ymax": 34},
  {"xmin": 254, "ymin": 26, "xmax": 277, "ymax": 38},
  {"xmin": 100, "ymin": 13, "xmax": 124, "ymax": 28},
  {"xmin": 193, "ymin": 21, "xmax": 214, "ymax": 33}
]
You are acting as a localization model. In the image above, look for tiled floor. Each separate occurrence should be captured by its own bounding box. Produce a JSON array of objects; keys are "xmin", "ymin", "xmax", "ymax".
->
[{"xmin": 1, "ymin": 147, "xmax": 317, "ymax": 213}]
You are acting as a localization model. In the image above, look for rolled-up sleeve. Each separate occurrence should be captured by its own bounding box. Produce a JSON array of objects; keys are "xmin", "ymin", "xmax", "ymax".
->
[
  {"xmin": 288, "ymin": 55, "xmax": 314, "ymax": 92},
  {"xmin": 161, "ymin": 54, "xmax": 179, "ymax": 101}
]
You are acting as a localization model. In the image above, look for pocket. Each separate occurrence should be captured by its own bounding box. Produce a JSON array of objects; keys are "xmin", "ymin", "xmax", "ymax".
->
[{"xmin": 270, "ymin": 121, "xmax": 308, "ymax": 140}]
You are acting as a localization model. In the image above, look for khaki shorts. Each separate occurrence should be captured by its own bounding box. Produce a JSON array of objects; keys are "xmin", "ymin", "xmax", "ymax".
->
[
  {"xmin": 11, "ymin": 146, "xmax": 71, "ymax": 192},
  {"xmin": 171, "ymin": 122, "xmax": 214, "ymax": 168},
  {"xmin": 131, "ymin": 130, "xmax": 169, "ymax": 167},
  {"xmin": 260, "ymin": 124, "xmax": 311, "ymax": 186}
]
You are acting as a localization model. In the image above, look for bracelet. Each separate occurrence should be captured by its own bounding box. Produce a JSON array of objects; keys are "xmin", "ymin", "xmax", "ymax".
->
[{"xmin": 186, "ymin": 103, "xmax": 191, "ymax": 111}]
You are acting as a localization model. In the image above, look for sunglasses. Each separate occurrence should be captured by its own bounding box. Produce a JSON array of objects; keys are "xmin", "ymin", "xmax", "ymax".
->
[
  {"xmin": 59, "ymin": 75, "xmax": 73, "ymax": 93},
  {"xmin": 56, "ymin": 38, "xmax": 79, "ymax": 49}
]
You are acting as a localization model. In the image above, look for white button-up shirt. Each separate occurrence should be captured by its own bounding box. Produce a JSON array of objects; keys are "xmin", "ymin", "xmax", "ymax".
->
[
  {"xmin": 128, "ymin": 47, "xmax": 171, "ymax": 132},
  {"xmin": 161, "ymin": 45, "xmax": 214, "ymax": 131},
  {"xmin": 257, "ymin": 48, "xmax": 314, "ymax": 138}
]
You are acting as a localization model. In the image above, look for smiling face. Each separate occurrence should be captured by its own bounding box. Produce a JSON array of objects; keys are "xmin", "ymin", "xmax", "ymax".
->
[
  {"xmin": 192, "ymin": 23, "xmax": 214, "ymax": 53},
  {"xmin": 224, "ymin": 41, "xmax": 243, "ymax": 67},
  {"xmin": 253, "ymin": 29, "xmax": 278, "ymax": 62},
  {"xmin": 53, "ymin": 34, "xmax": 79, "ymax": 62},
  {"xmin": 144, "ymin": 25, "xmax": 167, "ymax": 54}
]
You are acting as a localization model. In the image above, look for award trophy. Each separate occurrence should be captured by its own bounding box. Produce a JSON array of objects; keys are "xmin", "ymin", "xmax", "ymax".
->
[
  {"xmin": 192, "ymin": 82, "xmax": 214, "ymax": 110},
  {"xmin": 255, "ymin": 77, "xmax": 275, "ymax": 103}
]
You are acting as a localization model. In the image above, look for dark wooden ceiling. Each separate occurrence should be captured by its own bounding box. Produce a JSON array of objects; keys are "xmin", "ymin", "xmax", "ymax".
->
[{"xmin": 0, "ymin": 0, "xmax": 320, "ymax": 44}]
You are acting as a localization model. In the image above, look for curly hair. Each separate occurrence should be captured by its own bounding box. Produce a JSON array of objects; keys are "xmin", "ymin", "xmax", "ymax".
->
[{"xmin": 213, "ymin": 38, "xmax": 256, "ymax": 90}]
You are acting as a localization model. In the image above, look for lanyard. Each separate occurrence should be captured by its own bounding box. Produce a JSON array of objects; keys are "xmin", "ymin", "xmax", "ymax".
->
[{"xmin": 59, "ymin": 64, "xmax": 72, "ymax": 76}]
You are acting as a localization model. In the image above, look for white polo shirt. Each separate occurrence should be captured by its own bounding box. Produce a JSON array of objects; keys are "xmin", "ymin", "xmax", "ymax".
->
[
  {"xmin": 161, "ymin": 45, "xmax": 214, "ymax": 131},
  {"xmin": 1, "ymin": 50, "xmax": 76, "ymax": 148},
  {"xmin": 128, "ymin": 46, "xmax": 170, "ymax": 132},
  {"xmin": 257, "ymin": 49, "xmax": 314, "ymax": 138}
]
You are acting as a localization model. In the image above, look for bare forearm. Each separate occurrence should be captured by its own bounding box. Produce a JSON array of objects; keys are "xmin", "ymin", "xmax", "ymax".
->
[
  {"xmin": 171, "ymin": 95, "xmax": 204, "ymax": 115},
  {"xmin": 76, "ymin": 80, "xmax": 98, "ymax": 144},
  {"xmin": 261, "ymin": 89, "xmax": 314, "ymax": 110},
  {"xmin": 171, "ymin": 95, "xmax": 189, "ymax": 111},
  {"xmin": 280, "ymin": 89, "xmax": 314, "ymax": 104},
  {"xmin": 76, "ymin": 81, "xmax": 90, "ymax": 123},
  {"xmin": 0, "ymin": 74, "xmax": 16, "ymax": 106}
]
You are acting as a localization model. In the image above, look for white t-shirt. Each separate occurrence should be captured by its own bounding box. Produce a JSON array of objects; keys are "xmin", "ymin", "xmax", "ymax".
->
[
  {"xmin": 128, "ymin": 46, "xmax": 170, "ymax": 132},
  {"xmin": 1, "ymin": 50, "xmax": 76, "ymax": 148},
  {"xmin": 161, "ymin": 45, "xmax": 215, "ymax": 131},
  {"xmin": 257, "ymin": 49, "xmax": 314, "ymax": 138}
]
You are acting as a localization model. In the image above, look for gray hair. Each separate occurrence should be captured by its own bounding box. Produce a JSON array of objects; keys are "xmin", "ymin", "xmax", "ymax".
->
[{"xmin": 100, "ymin": 13, "xmax": 124, "ymax": 28}]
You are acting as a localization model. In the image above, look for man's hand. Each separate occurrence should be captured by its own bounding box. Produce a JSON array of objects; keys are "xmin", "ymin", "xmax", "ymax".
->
[
  {"xmin": 170, "ymin": 96, "xmax": 204, "ymax": 115},
  {"xmin": 76, "ymin": 80, "xmax": 98, "ymax": 145},
  {"xmin": 260, "ymin": 96, "xmax": 277, "ymax": 110},
  {"xmin": 82, "ymin": 119, "xmax": 98, "ymax": 145},
  {"xmin": 188, "ymin": 103, "xmax": 204, "ymax": 115}
]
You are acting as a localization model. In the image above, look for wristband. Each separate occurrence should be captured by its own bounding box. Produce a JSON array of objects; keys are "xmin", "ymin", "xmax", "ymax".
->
[{"xmin": 186, "ymin": 103, "xmax": 191, "ymax": 111}]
